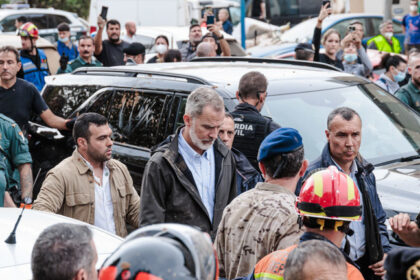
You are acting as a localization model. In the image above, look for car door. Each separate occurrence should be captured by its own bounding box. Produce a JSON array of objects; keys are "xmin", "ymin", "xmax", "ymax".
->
[{"xmin": 80, "ymin": 87, "xmax": 175, "ymax": 193}]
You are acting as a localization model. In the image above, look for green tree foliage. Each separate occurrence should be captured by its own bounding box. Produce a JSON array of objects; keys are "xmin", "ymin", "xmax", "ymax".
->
[{"xmin": 27, "ymin": 0, "xmax": 90, "ymax": 19}]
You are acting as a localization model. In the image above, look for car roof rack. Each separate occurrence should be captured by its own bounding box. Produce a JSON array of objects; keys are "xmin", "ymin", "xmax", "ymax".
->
[
  {"xmin": 190, "ymin": 57, "xmax": 342, "ymax": 72},
  {"xmin": 71, "ymin": 67, "xmax": 210, "ymax": 85}
]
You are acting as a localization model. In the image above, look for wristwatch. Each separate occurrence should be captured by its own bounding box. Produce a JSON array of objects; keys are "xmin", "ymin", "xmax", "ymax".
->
[{"xmin": 23, "ymin": 197, "xmax": 32, "ymax": 205}]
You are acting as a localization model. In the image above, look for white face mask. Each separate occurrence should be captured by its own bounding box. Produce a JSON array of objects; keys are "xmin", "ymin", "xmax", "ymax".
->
[
  {"xmin": 155, "ymin": 44, "xmax": 168, "ymax": 54},
  {"xmin": 410, "ymin": 5, "xmax": 418, "ymax": 12},
  {"xmin": 384, "ymin": 32, "xmax": 393, "ymax": 39}
]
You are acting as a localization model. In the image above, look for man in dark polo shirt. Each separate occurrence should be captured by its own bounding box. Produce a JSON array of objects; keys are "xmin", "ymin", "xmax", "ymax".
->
[
  {"xmin": 0, "ymin": 46, "xmax": 70, "ymax": 133},
  {"xmin": 94, "ymin": 17, "xmax": 130, "ymax": 66}
]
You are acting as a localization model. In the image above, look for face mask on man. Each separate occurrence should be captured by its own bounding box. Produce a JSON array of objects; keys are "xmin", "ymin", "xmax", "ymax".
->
[
  {"xmin": 58, "ymin": 37, "xmax": 69, "ymax": 43},
  {"xmin": 155, "ymin": 44, "xmax": 168, "ymax": 54},
  {"xmin": 384, "ymin": 32, "xmax": 393, "ymax": 39},
  {"xmin": 410, "ymin": 5, "xmax": 418, "ymax": 12},
  {"xmin": 343, "ymin": 53, "xmax": 358, "ymax": 63}
]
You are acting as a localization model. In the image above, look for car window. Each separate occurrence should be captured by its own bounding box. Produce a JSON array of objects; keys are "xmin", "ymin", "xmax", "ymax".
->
[
  {"xmin": 172, "ymin": 95, "xmax": 188, "ymax": 133},
  {"xmin": 105, "ymin": 89, "xmax": 173, "ymax": 148},
  {"xmin": 53, "ymin": 15, "xmax": 71, "ymax": 27},
  {"xmin": 371, "ymin": 18, "xmax": 403, "ymax": 36},
  {"xmin": 261, "ymin": 84, "xmax": 420, "ymax": 164},
  {"xmin": 43, "ymin": 85, "xmax": 102, "ymax": 118},
  {"xmin": 229, "ymin": 6, "xmax": 241, "ymax": 25},
  {"xmin": 0, "ymin": 14, "xmax": 20, "ymax": 32},
  {"xmin": 26, "ymin": 14, "xmax": 48, "ymax": 29}
]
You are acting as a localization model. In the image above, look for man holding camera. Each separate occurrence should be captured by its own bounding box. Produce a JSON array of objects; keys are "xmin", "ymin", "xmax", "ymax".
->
[{"xmin": 94, "ymin": 16, "xmax": 129, "ymax": 66}]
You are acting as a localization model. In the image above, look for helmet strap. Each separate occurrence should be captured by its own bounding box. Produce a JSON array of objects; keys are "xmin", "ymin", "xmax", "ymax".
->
[
  {"xmin": 317, "ymin": 219, "xmax": 325, "ymax": 231},
  {"xmin": 297, "ymin": 215, "xmax": 303, "ymax": 229}
]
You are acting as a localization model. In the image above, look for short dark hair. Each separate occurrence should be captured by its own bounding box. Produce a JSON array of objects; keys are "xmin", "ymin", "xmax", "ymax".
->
[
  {"xmin": 155, "ymin": 35, "xmax": 169, "ymax": 45},
  {"xmin": 78, "ymin": 35, "xmax": 94, "ymax": 44},
  {"xmin": 261, "ymin": 146, "xmax": 304, "ymax": 178},
  {"xmin": 106, "ymin": 19, "xmax": 121, "ymax": 29},
  {"xmin": 57, "ymin": 22, "xmax": 70, "ymax": 32},
  {"xmin": 163, "ymin": 49, "xmax": 182, "ymax": 62},
  {"xmin": 295, "ymin": 49, "xmax": 314, "ymax": 60},
  {"xmin": 238, "ymin": 71, "xmax": 268, "ymax": 99},
  {"xmin": 189, "ymin": 23, "xmax": 200, "ymax": 31},
  {"xmin": 0, "ymin": 45, "xmax": 20, "ymax": 63},
  {"xmin": 327, "ymin": 107, "xmax": 361, "ymax": 130},
  {"xmin": 380, "ymin": 53, "xmax": 406, "ymax": 71},
  {"xmin": 31, "ymin": 223, "xmax": 95, "ymax": 280},
  {"xmin": 73, "ymin": 112, "xmax": 108, "ymax": 145},
  {"xmin": 225, "ymin": 112, "xmax": 234, "ymax": 120},
  {"xmin": 17, "ymin": 16, "xmax": 27, "ymax": 23}
]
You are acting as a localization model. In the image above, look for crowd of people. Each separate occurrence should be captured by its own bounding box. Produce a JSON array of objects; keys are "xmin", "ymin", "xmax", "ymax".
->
[{"xmin": 0, "ymin": 3, "xmax": 419, "ymax": 280}]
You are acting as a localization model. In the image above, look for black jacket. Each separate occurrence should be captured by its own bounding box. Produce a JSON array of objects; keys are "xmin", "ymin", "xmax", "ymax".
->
[
  {"xmin": 232, "ymin": 147, "xmax": 263, "ymax": 194},
  {"xmin": 139, "ymin": 127, "xmax": 237, "ymax": 240}
]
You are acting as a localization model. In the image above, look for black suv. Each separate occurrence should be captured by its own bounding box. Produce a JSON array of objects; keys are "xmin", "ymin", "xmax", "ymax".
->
[{"xmin": 33, "ymin": 58, "xmax": 420, "ymax": 247}]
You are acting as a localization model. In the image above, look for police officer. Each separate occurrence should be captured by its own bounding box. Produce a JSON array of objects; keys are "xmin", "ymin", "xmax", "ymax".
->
[
  {"xmin": 18, "ymin": 22, "xmax": 50, "ymax": 91},
  {"xmin": 0, "ymin": 113, "xmax": 33, "ymax": 207},
  {"xmin": 231, "ymin": 71, "xmax": 280, "ymax": 170}
]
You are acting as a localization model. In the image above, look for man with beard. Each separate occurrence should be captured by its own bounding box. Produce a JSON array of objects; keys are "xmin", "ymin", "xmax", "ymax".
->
[
  {"xmin": 94, "ymin": 17, "xmax": 130, "ymax": 66},
  {"xmin": 58, "ymin": 36, "xmax": 102, "ymax": 73},
  {"xmin": 139, "ymin": 87, "xmax": 237, "ymax": 241},
  {"xmin": 297, "ymin": 107, "xmax": 390, "ymax": 280},
  {"xmin": 179, "ymin": 24, "xmax": 203, "ymax": 61},
  {"xmin": 396, "ymin": 53, "xmax": 420, "ymax": 113},
  {"xmin": 33, "ymin": 113, "xmax": 140, "ymax": 237}
]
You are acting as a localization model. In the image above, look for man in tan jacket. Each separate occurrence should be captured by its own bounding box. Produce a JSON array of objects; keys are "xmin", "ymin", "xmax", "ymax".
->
[{"xmin": 33, "ymin": 113, "xmax": 140, "ymax": 237}]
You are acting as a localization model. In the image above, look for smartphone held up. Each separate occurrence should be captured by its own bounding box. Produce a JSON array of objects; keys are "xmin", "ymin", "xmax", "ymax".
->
[{"xmin": 322, "ymin": 0, "xmax": 332, "ymax": 15}]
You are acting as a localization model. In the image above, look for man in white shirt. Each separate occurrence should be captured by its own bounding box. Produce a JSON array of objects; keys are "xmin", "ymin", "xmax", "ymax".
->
[{"xmin": 34, "ymin": 113, "xmax": 140, "ymax": 237}]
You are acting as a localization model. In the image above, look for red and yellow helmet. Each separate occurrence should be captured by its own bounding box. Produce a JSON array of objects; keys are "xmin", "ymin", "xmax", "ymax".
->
[
  {"xmin": 296, "ymin": 166, "xmax": 362, "ymax": 222},
  {"xmin": 19, "ymin": 22, "xmax": 39, "ymax": 39}
]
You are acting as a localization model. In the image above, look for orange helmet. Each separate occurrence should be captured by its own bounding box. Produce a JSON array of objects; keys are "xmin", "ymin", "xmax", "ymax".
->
[
  {"xmin": 297, "ymin": 166, "xmax": 362, "ymax": 222},
  {"xmin": 19, "ymin": 22, "xmax": 39, "ymax": 38}
]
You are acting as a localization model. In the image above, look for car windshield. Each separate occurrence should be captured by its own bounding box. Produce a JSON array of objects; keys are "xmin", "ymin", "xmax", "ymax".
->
[{"xmin": 261, "ymin": 83, "xmax": 420, "ymax": 165}]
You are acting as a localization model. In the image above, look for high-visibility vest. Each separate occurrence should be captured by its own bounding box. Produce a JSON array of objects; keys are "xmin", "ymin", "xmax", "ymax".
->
[
  {"xmin": 20, "ymin": 49, "xmax": 49, "ymax": 91},
  {"xmin": 367, "ymin": 35, "xmax": 402, "ymax": 54},
  {"xmin": 253, "ymin": 244, "xmax": 364, "ymax": 280}
]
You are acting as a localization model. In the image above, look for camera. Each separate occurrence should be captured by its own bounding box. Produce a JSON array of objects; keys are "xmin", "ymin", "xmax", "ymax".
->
[{"xmin": 348, "ymin": 26, "xmax": 356, "ymax": 32}]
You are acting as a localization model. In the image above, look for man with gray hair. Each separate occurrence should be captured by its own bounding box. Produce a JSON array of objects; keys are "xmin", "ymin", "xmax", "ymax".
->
[
  {"xmin": 31, "ymin": 223, "xmax": 98, "ymax": 280},
  {"xmin": 284, "ymin": 240, "xmax": 348, "ymax": 280},
  {"xmin": 139, "ymin": 86, "xmax": 237, "ymax": 240},
  {"xmin": 196, "ymin": 41, "xmax": 217, "ymax": 57},
  {"xmin": 367, "ymin": 20, "xmax": 402, "ymax": 53}
]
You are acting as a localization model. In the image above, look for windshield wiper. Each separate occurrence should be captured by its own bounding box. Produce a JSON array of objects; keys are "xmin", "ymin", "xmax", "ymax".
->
[{"xmin": 400, "ymin": 154, "xmax": 420, "ymax": 162}]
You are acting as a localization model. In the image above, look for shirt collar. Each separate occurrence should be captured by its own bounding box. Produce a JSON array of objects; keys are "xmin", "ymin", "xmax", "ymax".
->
[
  {"xmin": 77, "ymin": 149, "xmax": 109, "ymax": 171},
  {"xmin": 331, "ymin": 157, "xmax": 358, "ymax": 176},
  {"xmin": 408, "ymin": 80, "xmax": 420, "ymax": 94},
  {"xmin": 178, "ymin": 128, "xmax": 212, "ymax": 160}
]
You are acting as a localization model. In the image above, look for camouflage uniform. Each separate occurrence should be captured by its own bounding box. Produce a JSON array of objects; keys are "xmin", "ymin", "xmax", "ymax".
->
[
  {"xmin": 0, "ymin": 114, "xmax": 32, "ymax": 206},
  {"xmin": 215, "ymin": 182, "xmax": 303, "ymax": 279}
]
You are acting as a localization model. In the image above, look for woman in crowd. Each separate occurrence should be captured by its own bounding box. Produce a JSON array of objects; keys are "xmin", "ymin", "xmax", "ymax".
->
[
  {"xmin": 147, "ymin": 35, "xmax": 169, "ymax": 63},
  {"xmin": 313, "ymin": 3, "xmax": 344, "ymax": 70},
  {"xmin": 375, "ymin": 53, "xmax": 407, "ymax": 94}
]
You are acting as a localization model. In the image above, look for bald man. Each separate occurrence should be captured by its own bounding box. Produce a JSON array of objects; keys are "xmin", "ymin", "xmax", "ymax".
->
[
  {"xmin": 123, "ymin": 21, "xmax": 140, "ymax": 43},
  {"xmin": 396, "ymin": 53, "xmax": 420, "ymax": 113},
  {"xmin": 196, "ymin": 42, "xmax": 217, "ymax": 57}
]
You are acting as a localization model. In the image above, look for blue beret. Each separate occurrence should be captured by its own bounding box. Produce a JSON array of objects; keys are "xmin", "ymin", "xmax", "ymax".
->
[{"xmin": 258, "ymin": 128, "xmax": 303, "ymax": 162}]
